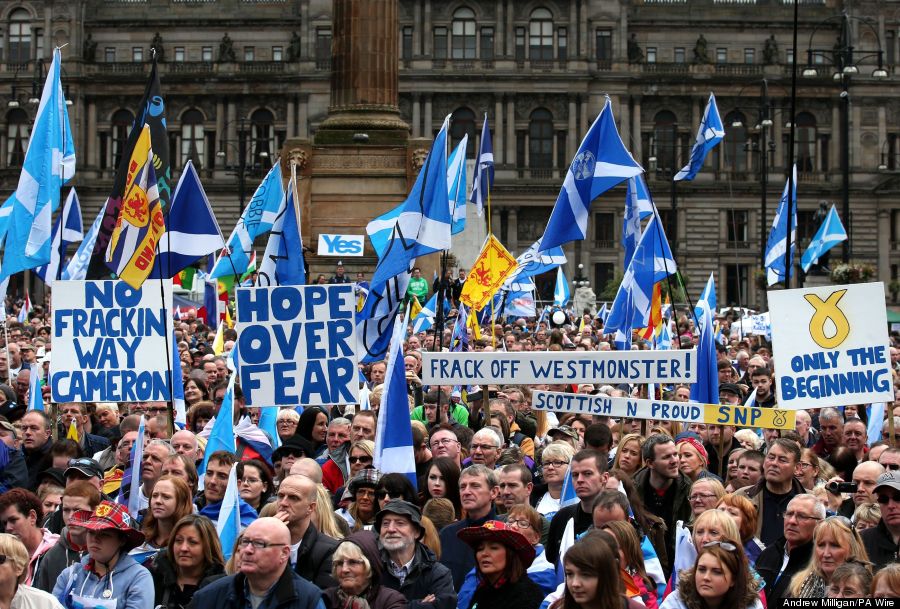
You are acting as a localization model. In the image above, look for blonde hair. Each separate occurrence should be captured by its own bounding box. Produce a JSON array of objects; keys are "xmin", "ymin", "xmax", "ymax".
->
[
  {"xmin": 691, "ymin": 478, "xmax": 726, "ymax": 501},
  {"xmin": 277, "ymin": 408, "xmax": 300, "ymax": 423},
  {"xmin": 542, "ymin": 440, "xmax": 576, "ymax": 463},
  {"xmin": 612, "ymin": 434, "xmax": 645, "ymax": 470},
  {"xmin": 692, "ymin": 508, "xmax": 740, "ymax": 546},
  {"xmin": 789, "ymin": 518, "xmax": 870, "ymax": 596},
  {"xmin": 0, "ymin": 533, "xmax": 28, "ymax": 583},
  {"xmin": 852, "ymin": 502, "xmax": 881, "ymax": 528},
  {"xmin": 332, "ymin": 540, "xmax": 371, "ymax": 581},
  {"xmin": 313, "ymin": 483, "xmax": 346, "ymax": 539}
]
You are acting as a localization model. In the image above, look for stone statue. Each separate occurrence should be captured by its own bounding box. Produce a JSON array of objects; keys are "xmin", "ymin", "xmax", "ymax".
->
[
  {"xmin": 763, "ymin": 35, "xmax": 779, "ymax": 65},
  {"xmin": 150, "ymin": 32, "xmax": 164, "ymax": 62},
  {"xmin": 83, "ymin": 33, "xmax": 97, "ymax": 62},
  {"xmin": 693, "ymin": 34, "xmax": 709, "ymax": 64},
  {"xmin": 219, "ymin": 33, "xmax": 236, "ymax": 62},
  {"xmin": 574, "ymin": 286, "xmax": 597, "ymax": 317},
  {"xmin": 288, "ymin": 31, "xmax": 302, "ymax": 62},
  {"xmin": 627, "ymin": 34, "xmax": 644, "ymax": 64}
]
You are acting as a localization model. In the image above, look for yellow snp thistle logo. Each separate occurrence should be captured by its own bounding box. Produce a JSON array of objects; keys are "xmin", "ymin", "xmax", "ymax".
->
[{"xmin": 803, "ymin": 289, "xmax": 851, "ymax": 349}]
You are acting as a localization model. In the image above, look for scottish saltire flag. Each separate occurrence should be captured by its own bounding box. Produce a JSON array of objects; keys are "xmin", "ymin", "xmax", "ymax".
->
[
  {"xmin": 451, "ymin": 303, "xmax": 469, "ymax": 352},
  {"xmin": 27, "ymin": 367, "xmax": 43, "ymax": 412},
  {"xmin": 624, "ymin": 178, "xmax": 644, "ymax": 269},
  {"xmin": 373, "ymin": 307, "xmax": 417, "ymax": 487},
  {"xmin": 217, "ymin": 463, "xmax": 242, "ymax": 560},
  {"xmin": 170, "ymin": 332, "xmax": 187, "ymax": 427},
  {"xmin": 868, "ymin": 403, "xmax": 886, "ymax": 446},
  {"xmin": 105, "ymin": 126, "xmax": 165, "ymax": 289},
  {"xmin": 63, "ymin": 201, "xmax": 105, "ymax": 281},
  {"xmin": 413, "ymin": 293, "xmax": 439, "ymax": 333},
  {"xmin": 210, "ymin": 161, "xmax": 284, "ymax": 279},
  {"xmin": 612, "ymin": 291, "xmax": 634, "ymax": 351},
  {"xmin": 0, "ymin": 196, "xmax": 14, "ymax": 244},
  {"xmin": 448, "ymin": 135, "xmax": 468, "ymax": 235},
  {"xmin": 660, "ymin": 296, "xmax": 672, "ymax": 321},
  {"xmin": 35, "ymin": 189, "xmax": 83, "ymax": 285},
  {"xmin": 801, "ymin": 205, "xmax": 847, "ymax": 272},
  {"xmin": 674, "ymin": 93, "xmax": 725, "ymax": 181},
  {"xmin": 560, "ymin": 466, "xmax": 579, "ymax": 508},
  {"xmin": 1, "ymin": 48, "xmax": 75, "ymax": 282},
  {"xmin": 658, "ymin": 323, "xmax": 672, "ymax": 350},
  {"xmin": 541, "ymin": 98, "xmax": 642, "ymax": 251},
  {"xmin": 257, "ymin": 181, "xmax": 305, "ymax": 287},
  {"xmin": 17, "ymin": 292, "xmax": 30, "ymax": 324},
  {"xmin": 503, "ymin": 237, "xmax": 566, "ymax": 288},
  {"xmin": 126, "ymin": 415, "xmax": 146, "ymax": 519},
  {"xmin": 605, "ymin": 214, "xmax": 677, "ymax": 335},
  {"xmin": 470, "ymin": 114, "xmax": 494, "ymax": 217},
  {"xmin": 358, "ymin": 385, "xmax": 372, "ymax": 411},
  {"xmin": 367, "ymin": 204, "xmax": 402, "ymax": 259},
  {"xmin": 553, "ymin": 267, "xmax": 570, "ymax": 307},
  {"xmin": 629, "ymin": 174, "xmax": 655, "ymax": 219},
  {"xmin": 765, "ymin": 165, "xmax": 798, "ymax": 286},
  {"xmin": 744, "ymin": 387, "xmax": 758, "ymax": 409},
  {"xmin": 505, "ymin": 287, "xmax": 536, "ymax": 318},
  {"xmin": 597, "ymin": 302, "xmax": 609, "ymax": 323},
  {"xmin": 694, "ymin": 272, "xmax": 716, "ymax": 327},
  {"xmin": 671, "ymin": 521, "xmax": 697, "ymax": 591},
  {"xmin": 199, "ymin": 372, "xmax": 237, "ymax": 477},
  {"xmin": 149, "ymin": 161, "xmax": 224, "ymax": 279},
  {"xmin": 690, "ymin": 300, "xmax": 719, "ymax": 404}
]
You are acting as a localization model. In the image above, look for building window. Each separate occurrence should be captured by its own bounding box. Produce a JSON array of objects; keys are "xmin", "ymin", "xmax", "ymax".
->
[
  {"xmin": 272, "ymin": 46, "xmax": 283, "ymax": 61},
  {"xmin": 796, "ymin": 112, "xmax": 816, "ymax": 172},
  {"xmin": 596, "ymin": 30, "xmax": 612, "ymax": 62},
  {"xmin": 202, "ymin": 46, "xmax": 213, "ymax": 62},
  {"xmin": 657, "ymin": 209, "xmax": 678, "ymax": 244},
  {"xmin": 723, "ymin": 111, "xmax": 747, "ymax": 174},
  {"xmin": 653, "ymin": 110, "xmax": 678, "ymax": 176},
  {"xmin": 726, "ymin": 210, "xmax": 749, "ymax": 244},
  {"xmin": 716, "ymin": 48, "xmax": 727, "ymax": 64},
  {"xmin": 529, "ymin": 8, "xmax": 553, "ymax": 60},
  {"xmin": 725, "ymin": 264, "xmax": 750, "ymax": 307},
  {"xmin": 132, "ymin": 47, "xmax": 143, "ymax": 62},
  {"xmin": 594, "ymin": 263, "xmax": 615, "ymax": 296},
  {"xmin": 6, "ymin": 109, "xmax": 29, "ymax": 166},
  {"xmin": 451, "ymin": 7, "xmax": 476, "ymax": 59},
  {"xmin": 888, "ymin": 30, "xmax": 895, "ymax": 65},
  {"xmin": 450, "ymin": 107, "xmax": 476, "ymax": 156},
  {"xmin": 786, "ymin": 49, "xmax": 794, "ymax": 64},
  {"xmin": 8, "ymin": 9, "xmax": 31, "ymax": 65},
  {"xmin": 244, "ymin": 47, "xmax": 254, "ymax": 62},
  {"xmin": 529, "ymin": 108, "xmax": 553, "ymax": 170},
  {"xmin": 111, "ymin": 109, "xmax": 134, "ymax": 169},
  {"xmin": 180, "ymin": 109, "xmax": 205, "ymax": 170},
  {"xmin": 250, "ymin": 108, "xmax": 276, "ymax": 168},
  {"xmin": 480, "ymin": 27, "xmax": 494, "ymax": 60},
  {"xmin": 744, "ymin": 48, "xmax": 754, "ymax": 64},
  {"xmin": 104, "ymin": 47, "xmax": 115, "ymax": 63},
  {"xmin": 515, "ymin": 27, "xmax": 526, "ymax": 61},
  {"xmin": 174, "ymin": 47, "xmax": 185, "ymax": 62},
  {"xmin": 594, "ymin": 212, "xmax": 615, "ymax": 248},
  {"xmin": 674, "ymin": 47, "xmax": 685, "ymax": 63},
  {"xmin": 558, "ymin": 27, "xmax": 567, "ymax": 61},
  {"xmin": 402, "ymin": 26, "xmax": 413, "ymax": 60},
  {"xmin": 433, "ymin": 27, "xmax": 448, "ymax": 60},
  {"xmin": 646, "ymin": 47, "xmax": 657, "ymax": 63},
  {"xmin": 316, "ymin": 28, "xmax": 332, "ymax": 69},
  {"xmin": 797, "ymin": 209, "xmax": 819, "ymax": 244},
  {"xmin": 34, "ymin": 28, "xmax": 43, "ymax": 61}
]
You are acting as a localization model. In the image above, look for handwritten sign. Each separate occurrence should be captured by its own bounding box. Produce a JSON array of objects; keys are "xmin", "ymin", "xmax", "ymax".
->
[
  {"xmin": 422, "ymin": 350, "xmax": 695, "ymax": 385},
  {"xmin": 769, "ymin": 282, "xmax": 893, "ymax": 409},
  {"xmin": 531, "ymin": 391, "xmax": 795, "ymax": 430},
  {"xmin": 235, "ymin": 284, "xmax": 358, "ymax": 406},
  {"xmin": 51, "ymin": 281, "xmax": 174, "ymax": 403}
]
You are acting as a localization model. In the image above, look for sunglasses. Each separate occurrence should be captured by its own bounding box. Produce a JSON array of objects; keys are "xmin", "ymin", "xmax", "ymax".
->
[
  {"xmin": 877, "ymin": 493, "xmax": 900, "ymax": 505},
  {"xmin": 349, "ymin": 456, "xmax": 372, "ymax": 464},
  {"xmin": 703, "ymin": 541, "xmax": 738, "ymax": 552}
]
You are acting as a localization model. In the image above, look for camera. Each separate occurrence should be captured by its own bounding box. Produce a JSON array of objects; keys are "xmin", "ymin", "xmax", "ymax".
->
[{"xmin": 827, "ymin": 481, "xmax": 858, "ymax": 494}]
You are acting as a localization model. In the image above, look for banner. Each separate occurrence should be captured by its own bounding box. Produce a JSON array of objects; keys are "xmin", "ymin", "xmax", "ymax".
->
[
  {"xmin": 531, "ymin": 390, "xmax": 795, "ymax": 430},
  {"xmin": 317, "ymin": 234, "xmax": 364, "ymax": 257},
  {"xmin": 50, "ymin": 281, "xmax": 174, "ymax": 403},
  {"xmin": 769, "ymin": 282, "xmax": 893, "ymax": 409},
  {"xmin": 235, "ymin": 284, "xmax": 358, "ymax": 406},
  {"xmin": 422, "ymin": 350, "xmax": 695, "ymax": 385},
  {"xmin": 459, "ymin": 235, "xmax": 518, "ymax": 310}
]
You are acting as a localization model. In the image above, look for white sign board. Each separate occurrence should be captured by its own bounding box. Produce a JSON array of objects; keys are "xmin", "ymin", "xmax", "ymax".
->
[
  {"xmin": 51, "ymin": 280, "xmax": 175, "ymax": 403},
  {"xmin": 317, "ymin": 234, "xmax": 365, "ymax": 257},
  {"xmin": 769, "ymin": 282, "xmax": 893, "ymax": 409},
  {"xmin": 421, "ymin": 350, "xmax": 696, "ymax": 385},
  {"xmin": 235, "ymin": 284, "xmax": 358, "ymax": 406}
]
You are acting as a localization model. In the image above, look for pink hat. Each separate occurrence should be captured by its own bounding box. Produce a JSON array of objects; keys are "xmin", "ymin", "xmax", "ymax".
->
[{"xmin": 677, "ymin": 436, "xmax": 709, "ymax": 465}]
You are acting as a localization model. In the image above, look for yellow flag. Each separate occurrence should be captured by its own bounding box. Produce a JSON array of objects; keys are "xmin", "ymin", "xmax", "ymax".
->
[
  {"xmin": 66, "ymin": 421, "xmax": 79, "ymax": 442},
  {"xmin": 212, "ymin": 322, "xmax": 225, "ymax": 355},
  {"xmin": 409, "ymin": 296, "xmax": 422, "ymax": 321},
  {"xmin": 468, "ymin": 307, "xmax": 482, "ymax": 340},
  {"xmin": 459, "ymin": 235, "xmax": 518, "ymax": 311},
  {"xmin": 578, "ymin": 315, "xmax": 586, "ymax": 334},
  {"xmin": 225, "ymin": 305, "xmax": 234, "ymax": 329}
]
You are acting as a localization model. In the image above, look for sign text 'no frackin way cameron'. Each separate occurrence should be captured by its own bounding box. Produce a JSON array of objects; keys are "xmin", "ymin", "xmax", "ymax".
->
[
  {"xmin": 421, "ymin": 350, "xmax": 696, "ymax": 385},
  {"xmin": 235, "ymin": 284, "xmax": 358, "ymax": 407},
  {"xmin": 51, "ymin": 281, "xmax": 174, "ymax": 403}
]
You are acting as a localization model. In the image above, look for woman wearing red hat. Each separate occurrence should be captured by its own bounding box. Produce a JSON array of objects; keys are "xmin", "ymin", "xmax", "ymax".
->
[{"xmin": 457, "ymin": 521, "xmax": 544, "ymax": 609}]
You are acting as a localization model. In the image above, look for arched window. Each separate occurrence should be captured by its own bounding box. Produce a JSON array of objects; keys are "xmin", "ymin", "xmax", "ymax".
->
[
  {"xmin": 451, "ymin": 7, "xmax": 476, "ymax": 60},
  {"xmin": 181, "ymin": 109, "xmax": 205, "ymax": 169},
  {"xmin": 529, "ymin": 8, "xmax": 553, "ymax": 60},
  {"xmin": 723, "ymin": 110, "xmax": 747, "ymax": 174},
  {"xmin": 6, "ymin": 109, "xmax": 29, "ymax": 166},
  {"xmin": 111, "ymin": 109, "xmax": 134, "ymax": 169},
  {"xmin": 450, "ymin": 107, "xmax": 476, "ymax": 156},
  {"xmin": 8, "ymin": 9, "xmax": 31, "ymax": 65},
  {"xmin": 250, "ymin": 108, "xmax": 275, "ymax": 169},
  {"xmin": 653, "ymin": 110, "xmax": 678, "ymax": 174},
  {"xmin": 796, "ymin": 112, "xmax": 816, "ymax": 172},
  {"xmin": 529, "ymin": 108, "xmax": 553, "ymax": 172}
]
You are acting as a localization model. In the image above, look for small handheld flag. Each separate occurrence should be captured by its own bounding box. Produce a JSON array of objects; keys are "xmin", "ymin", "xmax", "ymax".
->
[
  {"xmin": 765, "ymin": 165, "xmax": 798, "ymax": 286},
  {"xmin": 470, "ymin": 114, "xmax": 494, "ymax": 217},
  {"xmin": 217, "ymin": 463, "xmax": 242, "ymax": 560},
  {"xmin": 674, "ymin": 93, "xmax": 725, "ymax": 182},
  {"xmin": 553, "ymin": 267, "xmax": 570, "ymax": 308},
  {"xmin": 126, "ymin": 415, "xmax": 146, "ymax": 519},
  {"xmin": 694, "ymin": 272, "xmax": 716, "ymax": 326},
  {"xmin": 27, "ymin": 369, "xmax": 44, "ymax": 412}
]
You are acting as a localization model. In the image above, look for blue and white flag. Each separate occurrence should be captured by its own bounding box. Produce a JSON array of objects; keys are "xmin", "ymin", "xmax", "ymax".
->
[
  {"xmin": 623, "ymin": 178, "xmax": 645, "ymax": 269},
  {"xmin": 210, "ymin": 161, "xmax": 284, "ymax": 278},
  {"xmin": 216, "ymin": 463, "xmax": 242, "ymax": 560},
  {"xmin": 674, "ymin": 93, "xmax": 725, "ymax": 182},
  {"xmin": 505, "ymin": 286, "xmax": 536, "ymax": 318},
  {"xmin": 671, "ymin": 521, "xmax": 697, "ymax": 591},
  {"xmin": 868, "ymin": 403, "xmax": 886, "ymax": 446},
  {"xmin": 690, "ymin": 300, "xmax": 719, "ymax": 405},
  {"xmin": 199, "ymin": 372, "xmax": 237, "ymax": 477},
  {"xmin": 448, "ymin": 135, "xmax": 468, "ymax": 235},
  {"xmin": 560, "ymin": 465, "xmax": 579, "ymax": 508},
  {"xmin": 412, "ymin": 293, "xmax": 439, "ymax": 333},
  {"xmin": 356, "ymin": 273, "xmax": 410, "ymax": 363},
  {"xmin": 541, "ymin": 98, "xmax": 642, "ymax": 252},
  {"xmin": 470, "ymin": 114, "xmax": 494, "ymax": 217},
  {"xmin": 150, "ymin": 160, "xmax": 225, "ymax": 279},
  {"xmin": 801, "ymin": 205, "xmax": 847, "ymax": 272},
  {"xmin": 658, "ymin": 323, "xmax": 672, "ymax": 350},
  {"xmin": 170, "ymin": 331, "xmax": 186, "ymax": 427},
  {"xmin": 373, "ymin": 306, "xmax": 417, "ymax": 487},
  {"xmin": 503, "ymin": 237, "xmax": 567, "ymax": 289},
  {"xmin": 1, "ymin": 48, "xmax": 76, "ymax": 282},
  {"xmin": 257, "ymin": 180, "xmax": 305, "ymax": 287},
  {"xmin": 27, "ymin": 366, "xmax": 43, "ymax": 412},
  {"xmin": 553, "ymin": 267, "xmax": 570, "ymax": 307},
  {"xmin": 765, "ymin": 165, "xmax": 798, "ymax": 286},
  {"xmin": 63, "ymin": 201, "xmax": 105, "ymax": 281},
  {"xmin": 126, "ymin": 415, "xmax": 146, "ymax": 519},
  {"xmin": 451, "ymin": 302, "xmax": 469, "ymax": 352},
  {"xmin": 35, "ymin": 188, "xmax": 83, "ymax": 285},
  {"xmin": 629, "ymin": 174, "xmax": 656, "ymax": 219},
  {"xmin": 17, "ymin": 292, "xmax": 30, "ymax": 324},
  {"xmin": 695, "ymin": 272, "xmax": 716, "ymax": 327},
  {"xmin": 0, "ymin": 196, "xmax": 14, "ymax": 245},
  {"xmin": 597, "ymin": 302, "xmax": 609, "ymax": 323},
  {"xmin": 367, "ymin": 204, "xmax": 402, "ymax": 259}
]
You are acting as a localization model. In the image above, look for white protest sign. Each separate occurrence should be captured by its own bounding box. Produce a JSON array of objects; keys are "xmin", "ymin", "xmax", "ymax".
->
[
  {"xmin": 317, "ymin": 234, "xmax": 364, "ymax": 257},
  {"xmin": 531, "ymin": 390, "xmax": 795, "ymax": 430},
  {"xmin": 421, "ymin": 350, "xmax": 695, "ymax": 385},
  {"xmin": 235, "ymin": 284, "xmax": 358, "ymax": 406},
  {"xmin": 51, "ymin": 280, "xmax": 174, "ymax": 403},
  {"xmin": 769, "ymin": 282, "xmax": 893, "ymax": 409}
]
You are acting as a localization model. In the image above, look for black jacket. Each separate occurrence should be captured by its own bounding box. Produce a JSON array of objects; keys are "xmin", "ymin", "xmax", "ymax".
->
[
  {"xmin": 151, "ymin": 548, "xmax": 225, "ymax": 608},
  {"xmin": 294, "ymin": 522, "xmax": 340, "ymax": 590},
  {"xmin": 32, "ymin": 527, "xmax": 83, "ymax": 593},
  {"xmin": 755, "ymin": 537, "xmax": 813, "ymax": 606},
  {"xmin": 24, "ymin": 439, "xmax": 52, "ymax": 490},
  {"xmin": 861, "ymin": 519, "xmax": 899, "ymax": 571},
  {"xmin": 323, "ymin": 531, "xmax": 407, "ymax": 609},
  {"xmin": 466, "ymin": 576, "xmax": 544, "ymax": 609},
  {"xmin": 378, "ymin": 540, "xmax": 456, "ymax": 609},
  {"xmin": 189, "ymin": 564, "xmax": 323, "ymax": 609},
  {"xmin": 438, "ymin": 508, "xmax": 497, "ymax": 589}
]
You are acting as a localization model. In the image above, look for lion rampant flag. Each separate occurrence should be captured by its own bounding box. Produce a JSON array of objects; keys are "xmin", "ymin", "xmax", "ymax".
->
[
  {"xmin": 105, "ymin": 125, "xmax": 165, "ymax": 289},
  {"xmin": 459, "ymin": 235, "xmax": 518, "ymax": 311}
]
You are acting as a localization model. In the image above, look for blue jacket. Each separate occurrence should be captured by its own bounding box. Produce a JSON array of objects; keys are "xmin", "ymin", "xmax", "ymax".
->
[
  {"xmin": 456, "ymin": 545, "xmax": 557, "ymax": 609},
  {"xmin": 53, "ymin": 552, "xmax": 154, "ymax": 609},
  {"xmin": 189, "ymin": 565, "xmax": 325, "ymax": 609}
]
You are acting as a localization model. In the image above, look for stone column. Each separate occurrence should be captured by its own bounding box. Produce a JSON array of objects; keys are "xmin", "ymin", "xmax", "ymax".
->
[
  {"xmin": 298, "ymin": 95, "xmax": 309, "ymax": 138},
  {"xmin": 774, "ymin": 113, "xmax": 783, "ymax": 168},
  {"xmin": 424, "ymin": 0, "xmax": 432, "ymax": 56},
  {"xmin": 569, "ymin": 2, "xmax": 577, "ymax": 59},
  {"xmin": 491, "ymin": 207, "xmax": 502, "ymax": 237},
  {"xmin": 506, "ymin": 97, "xmax": 515, "ymax": 165},
  {"xmin": 87, "ymin": 101, "xmax": 98, "ymax": 168},
  {"xmin": 567, "ymin": 96, "xmax": 577, "ymax": 160},
  {"xmin": 506, "ymin": 0, "xmax": 514, "ymax": 57},
  {"xmin": 412, "ymin": 94, "xmax": 421, "ymax": 138},
  {"xmin": 496, "ymin": 0, "xmax": 504, "ymax": 58},
  {"xmin": 879, "ymin": 209, "xmax": 891, "ymax": 283},
  {"xmin": 413, "ymin": 0, "xmax": 422, "ymax": 56},
  {"xmin": 226, "ymin": 101, "xmax": 237, "ymax": 165},
  {"xmin": 831, "ymin": 102, "xmax": 840, "ymax": 172},
  {"xmin": 619, "ymin": 97, "xmax": 631, "ymax": 155},
  {"xmin": 879, "ymin": 105, "xmax": 887, "ymax": 164},
  {"xmin": 579, "ymin": 0, "xmax": 588, "ymax": 59},
  {"xmin": 494, "ymin": 97, "xmax": 504, "ymax": 163},
  {"xmin": 508, "ymin": 208, "xmax": 519, "ymax": 252},
  {"xmin": 287, "ymin": 97, "xmax": 296, "ymax": 137},
  {"xmin": 424, "ymin": 95, "xmax": 433, "ymax": 136},
  {"xmin": 851, "ymin": 104, "xmax": 861, "ymax": 170},
  {"xmin": 632, "ymin": 97, "xmax": 642, "ymax": 166}
]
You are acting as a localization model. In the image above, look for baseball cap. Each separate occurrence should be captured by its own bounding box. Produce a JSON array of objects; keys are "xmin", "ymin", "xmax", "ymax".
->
[
  {"xmin": 874, "ymin": 471, "xmax": 900, "ymax": 494},
  {"xmin": 65, "ymin": 458, "xmax": 104, "ymax": 480}
]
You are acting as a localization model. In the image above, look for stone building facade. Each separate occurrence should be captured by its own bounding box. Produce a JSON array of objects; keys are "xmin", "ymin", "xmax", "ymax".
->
[{"xmin": 1, "ymin": 0, "xmax": 899, "ymax": 307}]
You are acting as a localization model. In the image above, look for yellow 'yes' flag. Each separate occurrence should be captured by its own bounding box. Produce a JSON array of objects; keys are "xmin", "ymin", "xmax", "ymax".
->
[
  {"xmin": 409, "ymin": 296, "xmax": 422, "ymax": 321},
  {"xmin": 459, "ymin": 235, "xmax": 518, "ymax": 311}
]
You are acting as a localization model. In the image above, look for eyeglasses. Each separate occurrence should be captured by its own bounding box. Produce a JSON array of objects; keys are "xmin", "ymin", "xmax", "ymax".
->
[
  {"xmin": 238, "ymin": 538, "xmax": 285, "ymax": 550},
  {"xmin": 240, "ymin": 478, "xmax": 261, "ymax": 485},
  {"xmin": 784, "ymin": 510, "xmax": 823, "ymax": 523},
  {"xmin": 507, "ymin": 519, "xmax": 532, "ymax": 529},
  {"xmin": 798, "ymin": 462, "xmax": 814, "ymax": 470},
  {"xmin": 213, "ymin": 397, "xmax": 224, "ymax": 405},
  {"xmin": 68, "ymin": 458, "xmax": 96, "ymax": 468},
  {"xmin": 543, "ymin": 460, "xmax": 570, "ymax": 469},
  {"xmin": 277, "ymin": 420, "xmax": 296, "ymax": 427},
  {"xmin": 333, "ymin": 559, "xmax": 366, "ymax": 568},
  {"xmin": 376, "ymin": 490, "xmax": 393, "ymax": 500},
  {"xmin": 0, "ymin": 555, "xmax": 6, "ymax": 566},
  {"xmin": 349, "ymin": 456, "xmax": 372, "ymax": 464},
  {"xmin": 703, "ymin": 541, "xmax": 738, "ymax": 552},
  {"xmin": 356, "ymin": 488, "xmax": 376, "ymax": 498},
  {"xmin": 430, "ymin": 438, "xmax": 459, "ymax": 447},
  {"xmin": 471, "ymin": 443, "xmax": 499, "ymax": 451},
  {"xmin": 877, "ymin": 492, "xmax": 900, "ymax": 505},
  {"xmin": 689, "ymin": 493, "xmax": 718, "ymax": 502}
]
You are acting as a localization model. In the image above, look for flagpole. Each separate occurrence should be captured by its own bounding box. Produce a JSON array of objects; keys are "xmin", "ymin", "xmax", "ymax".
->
[{"xmin": 784, "ymin": 0, "xmax": 800, "ymax": 289}]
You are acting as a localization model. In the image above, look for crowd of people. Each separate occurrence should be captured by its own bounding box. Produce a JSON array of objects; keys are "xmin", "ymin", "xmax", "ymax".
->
[{"xmin": 0, "ymin": 294, "xmax": 898, "ymax": 609}]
